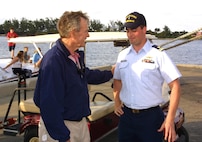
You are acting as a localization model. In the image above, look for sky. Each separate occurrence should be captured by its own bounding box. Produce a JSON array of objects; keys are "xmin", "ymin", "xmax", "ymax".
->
[{"xmin": 1, "ymin": 0, "xmax": 202, "ymax": 32}]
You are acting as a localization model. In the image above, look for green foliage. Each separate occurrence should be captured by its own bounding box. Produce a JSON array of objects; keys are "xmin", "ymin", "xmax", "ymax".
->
[
  {"xmin": 1, "ymin": 18, "xmax": 58, "ymax": 36},
  {"xmin": 0, "ymin": 18, "xmax": 188, "ymax": 38},
  {"xmin": 89, "ymin": 19, "xmax": 104, "ymax": 32}
]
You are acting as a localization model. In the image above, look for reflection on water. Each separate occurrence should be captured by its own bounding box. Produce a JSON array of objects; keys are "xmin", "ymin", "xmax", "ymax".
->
[{"xmin": 0, "ymin": 36, "xmax": 202, "ymax": 67}]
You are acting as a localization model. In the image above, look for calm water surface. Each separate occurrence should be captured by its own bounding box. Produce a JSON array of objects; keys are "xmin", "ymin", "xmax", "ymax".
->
[{"xmin": 0, "ymin": 36, "xmax": 202, "ymax": 67}]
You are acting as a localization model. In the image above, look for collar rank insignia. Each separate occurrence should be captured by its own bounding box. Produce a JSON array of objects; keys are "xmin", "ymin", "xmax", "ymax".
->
[{"xmin": 152, "ymin": 45, "xmax": 164, "ymax": 51}]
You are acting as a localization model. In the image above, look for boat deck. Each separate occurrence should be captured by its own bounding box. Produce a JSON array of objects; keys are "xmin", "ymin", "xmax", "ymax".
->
[{"xmin": 0, "ymin": 58, "xmax": 39, "ymax": 84}]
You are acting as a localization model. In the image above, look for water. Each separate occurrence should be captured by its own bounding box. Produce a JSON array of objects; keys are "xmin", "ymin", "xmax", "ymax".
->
[
  {"xmin": 153, "ymin": 39, "xmax": 202, "ymax": 65},
  {"xmin": 0, "ymin": 36, "xmax": 202, "ymax": 67}
]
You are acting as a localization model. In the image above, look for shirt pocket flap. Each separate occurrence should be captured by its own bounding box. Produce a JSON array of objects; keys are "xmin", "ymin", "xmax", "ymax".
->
[{"xmin": 119, "ymin": 61, "xmax": 129, "ymax": 69}]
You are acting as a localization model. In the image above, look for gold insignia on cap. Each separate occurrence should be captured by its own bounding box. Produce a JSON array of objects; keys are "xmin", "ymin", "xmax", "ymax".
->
[
  {"xmin": 126, "ymin": 14, "xmax": 137, "ymax": 19},
  {"xmin": 126, "ymin": 19, "xmax": 135, "ymax": 23},
  {"xmin": 126, "ymin": 14, "xmax": 137, "ymax": 23}
]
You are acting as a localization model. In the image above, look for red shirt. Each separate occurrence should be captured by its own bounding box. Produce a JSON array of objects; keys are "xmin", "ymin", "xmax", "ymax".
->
[{"xmin": 7, "ymin": 32, "xmax": 18, "ymax": 46}]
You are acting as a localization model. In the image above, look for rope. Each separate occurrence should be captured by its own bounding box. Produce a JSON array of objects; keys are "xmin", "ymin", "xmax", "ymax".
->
[
  {"xmin": 159, "ymin": 27, "xmax": 202, "ymax": 47},
  {"xmin": 161, "ymin": 34, "xmax": 202, "ymax": 51}
]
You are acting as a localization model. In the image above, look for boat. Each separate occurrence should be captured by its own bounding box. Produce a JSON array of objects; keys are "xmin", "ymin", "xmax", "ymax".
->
[{"xmin": 0, "ymin": 59, "xmax": 39, "ymax": 84}]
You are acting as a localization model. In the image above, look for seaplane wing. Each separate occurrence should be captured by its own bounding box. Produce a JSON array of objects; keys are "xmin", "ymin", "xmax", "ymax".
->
[
  {"xmin": 9, "ymin": 32, "xmax": 157, "ymax": 43},
  {"xmin": 2, "ymin": 32, "xmax": 157, "ymax": 84},
  {"xmin": 9, "ymin": 34, "xmax": 60, "ymax": 43}
]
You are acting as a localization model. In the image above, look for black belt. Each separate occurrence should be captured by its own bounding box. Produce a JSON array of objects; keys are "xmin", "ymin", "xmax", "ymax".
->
[
  {"xmin": 124, "ymin": 105, "xmax": 159, "ymax": 113},
  {"xmin": 64, "ymin": 117, "xmax": 83, "ymax": 122}
]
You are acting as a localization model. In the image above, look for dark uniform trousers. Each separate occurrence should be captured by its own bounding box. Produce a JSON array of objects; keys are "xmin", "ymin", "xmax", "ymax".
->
[{"xmin": 118, "ymin": 105, "xmax": 164, "ymax": 142}]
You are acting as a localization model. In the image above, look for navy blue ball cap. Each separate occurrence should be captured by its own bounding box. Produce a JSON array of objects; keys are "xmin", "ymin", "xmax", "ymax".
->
[{"xmin": 123, "ymin": 12, "xmax": 146, "ymax": 29}]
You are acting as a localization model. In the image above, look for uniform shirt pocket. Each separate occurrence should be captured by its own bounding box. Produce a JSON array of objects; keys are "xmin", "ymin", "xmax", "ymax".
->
[
  {"xmin": 119, "ymin": 61, "xmax": 129, "ymax": 79},
  {"xmin": 141, "ymin": 63, "xmax": 161, "ymax": 87}
]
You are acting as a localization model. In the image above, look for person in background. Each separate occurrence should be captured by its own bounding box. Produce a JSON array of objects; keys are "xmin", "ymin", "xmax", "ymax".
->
[
  {"xmin": 7, "ymin": 28, "xmax": 18, "ymax": 58},
  {"xmin": 113, "ymin": 11, "xmax": 181, "ymax": 142},
  {"xmin": 32, "ymin": 47, "xmax": 42, "ymax": 68},
  {"xmin": 3, "ymin": 50, "xmax": 24, "ymax": 71},
  {"xmin": 3, "ymin": 50, "xmax": 32, "ymax": 77},
  {"xmin": 34, "ymin": 11, "xmax": 114, "ymax": 142},
  {"xmin": 23, "ymin": 46, "xmax": 30, "ymax": 63}
]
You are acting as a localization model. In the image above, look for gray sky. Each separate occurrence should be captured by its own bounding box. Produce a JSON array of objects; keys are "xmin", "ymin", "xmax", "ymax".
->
[{"xmin": 1, "ymin": 0, "xmax": 201, "ymax": 32}]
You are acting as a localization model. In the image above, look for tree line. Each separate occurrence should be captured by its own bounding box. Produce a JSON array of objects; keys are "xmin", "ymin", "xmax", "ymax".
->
[{"xmin": 0, "ymin": 18, "xmax": 189, "ymax": 38}]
